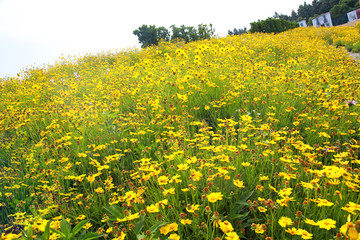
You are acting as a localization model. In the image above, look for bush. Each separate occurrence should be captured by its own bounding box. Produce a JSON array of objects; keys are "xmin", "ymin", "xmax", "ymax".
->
[{"xmin": 249, "ymin": 18, "xmax": 298, "ymax": 34}]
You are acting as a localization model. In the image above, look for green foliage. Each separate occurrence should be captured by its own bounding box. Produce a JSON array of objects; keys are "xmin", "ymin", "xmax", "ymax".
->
[
  {"xmin": 228, "ymin": 27, "xmax": 247, "ymax": 36},
  {"xmin": 170, "ymin": 25, "xmax": 198, "ymax": 43},
  {"xmin": 249, "ymin": 18, "xmax": 298, "ymax": 34},
  {"xmin": 133, "ymin": 24, "xmax": 215, "ymax": 48},
  {"xmin": 133, "ymin": 25, "xmax": 170, "ymax": 48},
  {"xmin": 330, "ymin": 3, "xmax": 352, "ymax": 18},
  {"xmin": 274, "ymin": 0, "xmax": 342, "ymax": 23}
]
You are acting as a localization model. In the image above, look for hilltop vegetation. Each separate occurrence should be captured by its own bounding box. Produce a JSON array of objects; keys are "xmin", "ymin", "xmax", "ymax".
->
[{"xmin": 0, "ymin": 25, "xmax": 360, "ymax": 240}]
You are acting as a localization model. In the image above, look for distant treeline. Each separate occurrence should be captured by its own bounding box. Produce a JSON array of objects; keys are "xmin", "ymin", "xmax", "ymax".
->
[
  {"xmin": 229, "ymin": 0, "xmax": 360, "ymax": 36},
  {"xmin": 134, "ymin": 0, "xmax": 360, "ymax": 48},
  {"xmin": 134, "ymin": 20, "xmax": 299, "ymax": 48},
  {"xmin": 133, "ymin": 24, "xmax": 215, "ymax": 48},
  {"xmin": 274, "ymin": 0, "xmax": 359, "ymax": 24}
]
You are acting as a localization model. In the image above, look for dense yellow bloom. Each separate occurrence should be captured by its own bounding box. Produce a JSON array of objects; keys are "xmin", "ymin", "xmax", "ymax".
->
[{"xmin": 1, "ymin": 23, "xmax": 360, "ymax": 240}]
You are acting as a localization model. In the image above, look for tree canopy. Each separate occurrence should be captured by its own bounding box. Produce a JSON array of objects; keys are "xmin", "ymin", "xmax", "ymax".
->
[{"xmin": 133, "ymin": 24, "xmax": 215, "ymax": 48}]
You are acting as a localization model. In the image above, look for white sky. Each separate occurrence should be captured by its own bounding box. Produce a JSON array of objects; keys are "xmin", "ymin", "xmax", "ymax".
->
[{"xmin": 0, "ymin": 0, "xmax": 311, "ymax": 78}]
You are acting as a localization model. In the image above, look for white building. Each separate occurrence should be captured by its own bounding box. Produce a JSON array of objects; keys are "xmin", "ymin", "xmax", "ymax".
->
[
  {"xmin": 312, "ymin": 12, "xmax": 333, "ymax": 27},
  {"xmin": 297, "ymin": 20, "xmax": 307, "ymax": 27},
  {"xmin": 347, "ymin": 9, "xmax": 359, "ymax": 22}
]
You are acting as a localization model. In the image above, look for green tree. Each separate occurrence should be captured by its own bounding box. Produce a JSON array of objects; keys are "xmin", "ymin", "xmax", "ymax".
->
[
  {"xmin": 133, "ymin": 25, "xmax": 170, "ymax": 48},
  {"xmin": 249, "ymin": 18, "xmax": 298, "ymax": 34},
  {"xmin": 228, "ymin": 27, "xmax": 247, "ymax": 36},
  {"xmin": 170, "ymin": 25, "xmax": 198, "ymax": 43},
  {"xmin": 197, "ymin": 24, "xmax": 215, "ymax": 40},
  {"xmin": 170, "ymin": 24, "xmax": 215, "ymax": 43},
  {"xmin": 330, "ymin": 3, "xmax": 351, "ymax": 18}
]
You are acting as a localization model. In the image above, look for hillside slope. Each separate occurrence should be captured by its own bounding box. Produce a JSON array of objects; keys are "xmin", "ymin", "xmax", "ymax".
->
[{"xmin": 1, "ymin": 26, "xmax": 360, "ymax": 240}]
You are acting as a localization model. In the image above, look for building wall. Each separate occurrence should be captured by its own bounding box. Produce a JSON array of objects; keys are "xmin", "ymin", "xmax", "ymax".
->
[
  {"xmin": 297, "ymin": 20, "xmax": 307, "ymax": 27},
  {"xmin": 312, "ymin": 12, "xmax": 333, "ymax": 27}
]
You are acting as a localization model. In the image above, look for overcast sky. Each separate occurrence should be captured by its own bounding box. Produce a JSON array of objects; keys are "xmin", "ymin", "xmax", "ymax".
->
[{"xmin": 0, "ymin": 0, "xmax": 311, "ymax": 78}]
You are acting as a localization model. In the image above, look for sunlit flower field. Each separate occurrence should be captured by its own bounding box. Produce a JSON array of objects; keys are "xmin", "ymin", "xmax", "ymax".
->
[{"xmin": 1, "ymin": 24, "xmax": 360, "ymax": 240}]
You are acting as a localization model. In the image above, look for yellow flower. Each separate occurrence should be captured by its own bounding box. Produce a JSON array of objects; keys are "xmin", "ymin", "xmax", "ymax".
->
[
  {"xmin": 78, "ymin": 153, "xmax": 87, "ymax": 157},
  {"xmin": 177, "ymin": 163, "xmax": 189, "ymax": 171},
  {"xmin": 225, "ymin": 231, "xmax": 240, "ymax": 240},
  {"xmin": 1, "ymin": 232, "xmax": 22, "ymax": 240},
  {"xmin": 83, "ymin": 222, "xmax": 92, "ymax": 229},
  {"xmin": 219, "ymin": 220, "xmax": 234, "ymax": 233},
  {"xmin": 126, "ymin": 212, "xmax": 140, "ymax": 221},
  {"xmin": 163, "ymin": 188, "xmax": 175, "ymax": 196},
  {"xmin": 285, "ymin": 227, "xmax": 298, "ymax": 235},
  {"xmin": 169, "ymin": 233, "xmax": 180, "ymax": 240},
  {"xmin": 233, "ymin": 179, "xmax": 245, "ymax": 189},
  {"xmin": 317, "ymin": 218, "xmax": 336, "ymax": 230},
  {"xmin": 76, "ymin": 214, "xmax": 86, "ymax": 220},
  {"xmin": 86, "ymin": 175, "xmax": 96, "ymax": 184},
  {"xmin": 304, "ymin": 218, "xmax": 318, "ymax": 226},
  {"xmin": 112, "ymin": 231, "xmax": 126, "ymax": 240},
  {"xmin": 278, "ymin": 188, "xmax": 292, "ymax": 197},
  {"xmin": 258, "ymin": 206, "xmax": 267, "ymax": 212},
  {"xmin": 158, "ymin": 176, "xmax": 169, "ymax": 185},
  {"xmin": 241, "ymin": 162, "xmax": 251, "ymax": 167},
  {"xmin": 315, "ymin": 198, "xmax": 334, "ymax": 207},
  {"xmin": 252, "ymin": 223, "xmax": 266, "ymax": 234},
  {"xmin": 297, "ymin": 229, "xmax": 313, "ymax": 239},
  {"xmin": 94, "ymin": 187, "xmax": 104, "ymax": 194},
  {"xmin": 259, "ymin": 175, "xmax": 269, "ymax": 181},
  {"xmin": 146, "ymin": 204, "xmax": 160, "ymax": 213},
  {"xmin": 340, "ymin": 218, "xmax": 359, "ymax": 240},
  {"xmin": 180, "ymin": 219, "xmax": 192, "ymax": 225},
  {"xmin": 186, "ymin": 204, "xmax": 200, "ymax": 213},
  {"xmin": 278, "ymin": 217, "xmax": 293, "ymax": 228},
  {"xmin": 160, "ymin": 223, "xmax": 178, "ymax": 235},
  {"xmin": 207, "ymin": 192, "xmax": 223, "ymax": 203}
]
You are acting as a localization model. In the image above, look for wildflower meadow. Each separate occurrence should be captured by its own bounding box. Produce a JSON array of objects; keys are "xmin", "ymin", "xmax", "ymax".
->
[{"xmin": 1, "ymin": 24, "xmax": 360, "ymax": 240}]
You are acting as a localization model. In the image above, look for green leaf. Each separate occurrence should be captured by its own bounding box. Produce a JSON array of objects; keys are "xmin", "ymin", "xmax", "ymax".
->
[
  {"xmin": 103, "ymin": 205, "xmax": 122, "ymax": 219},
  {"xmin": 61, "ymin": 216, "xmax": 72, "ymax": 235},
  {"xmin": 134, "ymin": 215, "xmax": 145, "ymax": 235},
  {"xmin": 26, "ymin": 225, "xmax": 33, "ymax": 240},
  {"xmin": 63, "ymin": 233, "xmax": 73, "ymax": 240},
  {"xmin": 228, "ymin": 211, "xmax": 249, "ymax": 221},
  {"xmin": 80, "ymin": 232, "xmax": 106, "ymax": 240},
  {"xmin": 50, "ymin": 228, "xmax": 66, "ymax": 238},
  {"xmin": 41, "ymin": 221, "xmax": 51, "ymax": 240},
  {"xmin": 235, "ymin": 190, "xmax": 254, "ymax": 205},
  {"xmin": 72, "ymin": 220, "xmax": 90, "ymax": 236},
  {"xmin": 149, "ymin": 221, "xmax": 167, "ymax": 233}
]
